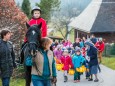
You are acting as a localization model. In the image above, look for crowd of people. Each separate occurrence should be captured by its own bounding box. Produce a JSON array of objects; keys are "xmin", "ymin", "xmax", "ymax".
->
[
  {"xmin": 0, "ymin": 5, "xmax": 105, "ymax": 86},
  {"xmin": 51, "ymin": 34, "xmax": 105, "ymax": 83}
]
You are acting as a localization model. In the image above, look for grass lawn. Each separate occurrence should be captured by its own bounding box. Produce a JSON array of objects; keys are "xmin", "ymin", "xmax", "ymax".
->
[
  {"xmin": 102, "ymin": 57, "xmax": 115, "ymax": 70},
  {"xmin": 0, "ymin": 78, "xmax": 25, "ymax": 86}
]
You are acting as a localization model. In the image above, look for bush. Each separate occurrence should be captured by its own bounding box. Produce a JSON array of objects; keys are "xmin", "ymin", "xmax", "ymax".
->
[
  {"xmin": 111, "ymin": 44, "xmax": 115, "ymax": 55},
  {"xmin": 103, "ymin": 44, "xmax": 112, "ymax": 56},
  {"xmin": 12, "ymin": 65, "xmax": 25, "ymax": 79}
]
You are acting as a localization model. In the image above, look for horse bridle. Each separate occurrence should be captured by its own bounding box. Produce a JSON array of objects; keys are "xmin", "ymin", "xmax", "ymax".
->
[{"xmin": 28, "ymin": 42, "xmax": 40, "ymax": 57}]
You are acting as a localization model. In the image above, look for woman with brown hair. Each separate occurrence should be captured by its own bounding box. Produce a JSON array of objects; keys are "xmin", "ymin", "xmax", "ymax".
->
[{"xmin": 31, "ymin": 37, "xmax": 57, "ymax": 86}]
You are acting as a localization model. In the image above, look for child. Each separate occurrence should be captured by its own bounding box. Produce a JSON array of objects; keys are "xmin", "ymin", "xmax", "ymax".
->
[
  {"xmin": 72, "ymin": 47, "xmax": 85, "ymax": 83},
  {"xmin": 24, "ymin": 6, "xmax": 47, "ymax": 43},
  {"xmin": 54, "ymin": 45, "xmax": 63, "ymax": 60},
  {"xmin": 95, "ymin": 38, "xmax": 105, "ymax": 63},
  {"xmin": 60, "ymin": 49, "xmax": 73, "ymax": 82},
  {"xmin": 23, "ymin": 7, "xmax": 47, "ymax": 86}
]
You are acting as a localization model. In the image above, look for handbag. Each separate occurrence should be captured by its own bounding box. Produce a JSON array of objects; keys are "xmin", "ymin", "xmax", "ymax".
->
[{"xmin": 25, "ymin": 55, "xmax": 33, "ymax": 66}]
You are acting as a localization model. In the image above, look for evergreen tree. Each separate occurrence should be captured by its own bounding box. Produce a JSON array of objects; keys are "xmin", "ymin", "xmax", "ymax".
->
[
  {"xmin": 36, "ymin": 0, "xmax": 60, "ymax": 22},
  {"xmin": 21, "ymin": 0, "xmax": 31, "ymax": 19}
]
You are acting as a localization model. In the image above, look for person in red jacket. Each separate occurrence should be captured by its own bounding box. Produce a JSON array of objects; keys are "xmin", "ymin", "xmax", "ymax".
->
[
  {"xmin": 60, "ymin": 49, "xmax": 73, "ymax": 82},
  {"xmin": 23, "ymin": 7, "xmax": 47, "ymax": 86},
  {"xmin": 95, "ymin": 38, "xmax": 105, "ymax": 63},
  {"xmin": 24, "ymin": 6, "xmax": 47, "ymax": 43}
]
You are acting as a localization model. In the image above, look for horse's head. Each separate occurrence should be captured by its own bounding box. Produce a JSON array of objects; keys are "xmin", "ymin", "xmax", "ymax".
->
[{"xmin": 26, "ymin": 23, "xmax": 42, "ymax": 56}]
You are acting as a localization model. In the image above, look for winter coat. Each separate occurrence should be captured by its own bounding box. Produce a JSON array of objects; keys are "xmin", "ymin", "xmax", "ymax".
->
[
  {"xmin": 60, "ymin": 56, "xmax": 73, "ymax": 70},
  {"xmin": 24, "ymin": 17, "xmax": 47, "ymax": 42},
  {"xmin": 63, "ymin": 41, "xmax": 71, "ymax": 47},
  {"xmin": 80, "ymin": 41, "xmax": 85, "ymax": 48},
  {"xmin": 73, "ymin": 42, "xmax": 80, "ymax": 49},
  {"xmin": 31, "ymin": 49, "xmax": 56, "ymax": 78},
  {"xmin": 87, "ymin": 45, "xmax": 98, "ymax": 67},
  {"xmin": 95, "ymin": 41, "xmax": 105, "ymax": 52},
  {"xmin": 82, "ymin": 47, "xmax": 86, "ymax": 57},
  {"xmin": 72, "ymin": 54, "xmax": 85, "ymax": 69},
  {"xmin": 90, "ymin": 38, "xmax": 97, "ymax": 44},
  {"xmin": 0, "ymin": 39, "xmax": 15, "ymax": 78},
  {"xmin": 54, "ymin": 49, "xmax": 62, "ymax": 60}
]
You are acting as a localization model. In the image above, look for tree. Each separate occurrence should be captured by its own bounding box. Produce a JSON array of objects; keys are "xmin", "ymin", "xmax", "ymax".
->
[
  {"xmin": 0, "ymin": 0, "xmax": 28, "ymax": 57},
  {"xmin": 21, "ymin": 0, "xmax": 31, "ymax": 19},
  {"xmin": 52, "ymin": 8, "xmax": 80, "ymax": 40},
  {"xmin": 36, "ymin": 0, "xmax": 60, "ymax": 22},
  {"xmin": 51, "ymin": 0, "xmax": 92, "ymax": 40},
  {"xmin": 52, "ymin": 16, "xmax": 73, "ymax": 39}
]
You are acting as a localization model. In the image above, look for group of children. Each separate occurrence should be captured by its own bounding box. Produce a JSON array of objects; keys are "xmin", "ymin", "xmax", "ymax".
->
[
  {"xmin": 54, "ymin": 45, "xmax": 86, "ymax": 83},
  {"xmin": 53, "ymin": 40, "xmax": 100, "ymax": 83}
]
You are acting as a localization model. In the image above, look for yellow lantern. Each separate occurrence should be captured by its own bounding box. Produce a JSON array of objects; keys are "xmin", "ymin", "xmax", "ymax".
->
[
  {"xmin": 82, "ymin": 66, "xmax": 86, "ymax": 72},
  {"xmin": 76, "ymin": 65, "xmax": 86, "ymax": 73},
  {"xmin": 56, "ymin": 64, "xmax": 63, "ymax": 71},
  {"xmin": 79, "ymin": 67, "xmax": 83, "ymax": 72},
  {"xmin": 76, "ymin": 68, "xmax": 80, "ymax": 72},
  {"xmin": 56, "ymin": 59, "xmax": 61, "ymax": 64},
  {"xmin": 68, "ymin": 69, "xmax": 75, "ymax": 75}
]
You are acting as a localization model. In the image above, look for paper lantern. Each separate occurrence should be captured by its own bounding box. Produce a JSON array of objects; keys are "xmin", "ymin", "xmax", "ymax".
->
[
  {"xmin": 56, "ymin": 59, "xmax": 61, "ymax": 64},
  {"xmin": 76, "ymin": 65, "xmax": 86, "ymax": 73},
  {"xmin": 68, "ymin": 69, "xmax": 75, "ymax": 75},
  {"xmin": 56, "ymin": 64, "xmax": 63, "ymax": 71}
]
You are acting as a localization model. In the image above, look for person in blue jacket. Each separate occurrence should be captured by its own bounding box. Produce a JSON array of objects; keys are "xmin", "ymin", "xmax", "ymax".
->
[
  {"xmin": 72, "ymin": 47, "xmax": 85, "ymax": 83},
  {"xmin": 85, "ymin": 42, "xmax": 99, "ymax": 82}
]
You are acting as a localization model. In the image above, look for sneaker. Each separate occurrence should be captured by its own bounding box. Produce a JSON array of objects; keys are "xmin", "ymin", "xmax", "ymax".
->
[
  {"xmin": 64, "ymin": 76, "xmax": 67, "ymax": 82},
  {"xmin": 88, "ymin": 79, "xmax": 93, "ymax": 81},
  {"xmin": 94, "ymin": 79, "xmax": 99, "ymax": 82},
  {"xmin": 86, "ymin": 77, "xmax": 89, "ymax": 79},
  {"xmin": 74, "ymin": 80, "xmax": 77, "ymax": 83},
  {"xmin": 77, "ymin": 80, "xmax": 80, "ymax": 82}
]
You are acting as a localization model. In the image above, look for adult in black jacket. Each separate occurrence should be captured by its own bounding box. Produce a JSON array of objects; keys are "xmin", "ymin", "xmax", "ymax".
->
[
  {"xmin": 73, "ymin": 38, "xmax": 81, "ymax": 49},
  {"xmin": 0, "ymin": 30, "xmax": 16, "ymax": 86},
  {"xmin": 90, "ymin": 34, "xmax": 97, "ymax": 44},
  {"xmin": 85, "ymin": 42, "xmax": 99, "ymax": 82}
]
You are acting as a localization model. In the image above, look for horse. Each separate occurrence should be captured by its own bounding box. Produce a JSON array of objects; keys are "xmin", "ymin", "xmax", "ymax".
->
[{"xmin": 20, "ymin": 23, "xmax": 42, "ymax": 86}]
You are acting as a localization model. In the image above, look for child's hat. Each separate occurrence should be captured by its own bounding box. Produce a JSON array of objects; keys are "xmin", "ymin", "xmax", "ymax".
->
[
  {"xmin": 63, "ymin": 49, "xmax": 68, "ymax": 53},
  {"xmin": 98, "ymin": 37, "xmax": 103, "ymax": 41},
  {"xmin": 75, "ymin": 47, "xmax": 81, "ymax": 52},
  {"xmin": 31, "ymin": 6, "xmax": 41, "ymax": 14}
]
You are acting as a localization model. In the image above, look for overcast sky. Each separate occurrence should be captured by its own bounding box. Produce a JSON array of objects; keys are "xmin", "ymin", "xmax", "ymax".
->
[{"xmin": 15, "ymin": 0, "xmax": 40, "ymax": 7}]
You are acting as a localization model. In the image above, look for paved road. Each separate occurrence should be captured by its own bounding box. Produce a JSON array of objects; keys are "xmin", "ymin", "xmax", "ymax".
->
[
  {"xmin": 31, "ymin": 65, "xmax": 115, "ymax": 86},
  {"xmin": 56, "ymin": 65, "xmax": 115, "ymax": 86}
]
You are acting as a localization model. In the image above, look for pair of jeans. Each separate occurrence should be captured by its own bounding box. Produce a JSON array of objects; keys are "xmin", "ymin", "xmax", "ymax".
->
[
  {"xmin": 74, "ymin": 70, "xmax": 80, "ymax": 80},
  {"xmin": 32, "ymin": 79, "xmax": 51, "ymax": 86},
  {"xmin": 1, "ymin": 77, "xmax": 10, "ymax": 86},
  {"xmin": 63, "ymin": 70, "xmax": 68, "ymax": 76}
]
